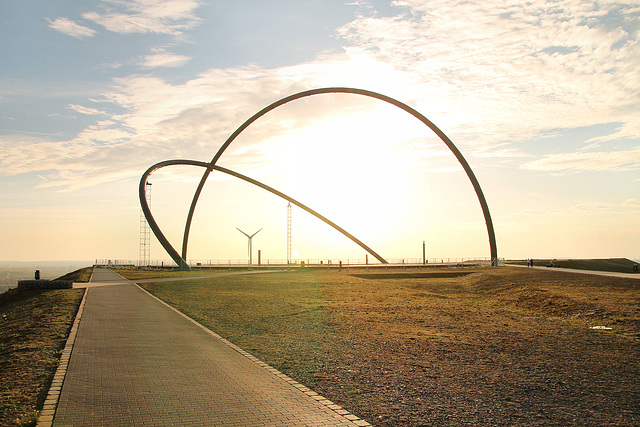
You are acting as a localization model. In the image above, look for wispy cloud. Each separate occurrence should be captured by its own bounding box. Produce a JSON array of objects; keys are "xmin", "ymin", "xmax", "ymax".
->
[
  {"xmin": 0, "ymin": 58, "xmax": 402, "ymax": 189},
  {"xmin": 82, "ymin": 0, "xmax": 202, "ymax": 38},
  {"xmin": 138, "ymin": 52, "xmax": 192, "ymax": 68},
  {"xmin": 98, "ymin": 51, "xmax": 192, "ymax": 70},
  {"xmin": 67, "ymin": 104, "xmax": 106, "ymax": 115},
  {"xmin": 46, "ymin": 18, "xmax": 96, "ymax": 39},
  {"xmin": 585, "ymin": 121, "xmax": 640, "ymax": 145},
  {"xmin": 622, "ymin": 198, "xmax": 640, "ymax": 208},
  {"xmin": 523, "ymin": 147, "xmax": 640, "ymax": 173},
  {"xmin": 5, "ymin": 0, "xmax": 640, "ymax": 191},
  {"xmin": 337, "ymin": 0, "xmax": 640, "ymax": 150}
]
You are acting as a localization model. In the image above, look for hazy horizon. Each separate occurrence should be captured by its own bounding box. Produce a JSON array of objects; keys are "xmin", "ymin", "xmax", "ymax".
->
[
  {"xmin": 0, "ymin": 260, "xmax": 91, "ymax": 292},
  {"xmin": 2, "ymin": 257, "xmax": 638, "ymax": 292}
]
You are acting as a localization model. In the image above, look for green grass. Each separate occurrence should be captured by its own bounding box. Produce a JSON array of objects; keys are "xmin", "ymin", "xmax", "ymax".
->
[
  {"xmin": 115, "ymin": 268, "xmax": 225, "ymax": 280},
  {"xmin": 139, "ymin": 271, "xmax": 328, "ymax": 378},
  {"xmin": 552, "ymin": 258, "xmax": 638, "ymax": 273},
  {"xmin": 507, "ymin": 257, "xmax": 639, "ymax": 273}
]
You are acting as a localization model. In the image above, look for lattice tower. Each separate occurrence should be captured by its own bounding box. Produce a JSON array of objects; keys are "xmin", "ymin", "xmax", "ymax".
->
[
  {"xmin": 287, "ymin": 202, "xmax": 292, "ymax": 264},
  {"xmin": 139, "ymin": 182, "xmax": 152, "ymax": 267}
]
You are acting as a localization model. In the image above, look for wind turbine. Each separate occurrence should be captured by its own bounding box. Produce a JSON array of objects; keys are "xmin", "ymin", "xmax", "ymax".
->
[{"xmin": 236, "ymin": 227, "xmax": 262, "ymax": 266}]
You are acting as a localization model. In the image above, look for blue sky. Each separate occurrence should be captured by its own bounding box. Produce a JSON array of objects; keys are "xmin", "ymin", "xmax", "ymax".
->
[{"xmin": 1, "ymin": 0, "xmax": 639, "ymax": 263}]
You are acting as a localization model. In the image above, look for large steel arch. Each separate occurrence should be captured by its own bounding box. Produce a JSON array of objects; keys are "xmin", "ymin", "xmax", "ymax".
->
[{"xmin": 140, "ymin": 87, "xmax": 498, "ymax": 269}]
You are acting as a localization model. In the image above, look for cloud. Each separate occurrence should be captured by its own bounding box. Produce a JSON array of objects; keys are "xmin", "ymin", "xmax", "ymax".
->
[
  {"xmin": 100, "ymin": 51, "xmax": 193, "ymax": 70},
  {"xmin": 67, "ymin": 104, "xmax": 106, "ymax": 115},
  {"xmin": 0, "ymin": 135, "xmax": 95, "ymax": 177},
  {"xmin": 0, "ymin": 56, "xmax": 415, "ymax": 189},
  {"xmin": 622, "ymin": 199, "xmax": 640, "ymax": 208},
  {"xmin": 523, "ymin": 147, "xmax": 640, "ymax": 173},
  {"xmin": 5, "ymin": 0, "xmax": 640, "ymax": 191},
  {"xmin": 82, "ymin": 0, "xmax": 202, "ymax": 38},
  {"xmin": 138, "ymin": 52, "xmax": 192, "ymax": 68},
  {"xmin": 47, "ymin": 18, "xmax": 97, "ymax": 39},
  {"xmin": 336, "ymin": 0, "xmax": 640, "ymax": 148}
]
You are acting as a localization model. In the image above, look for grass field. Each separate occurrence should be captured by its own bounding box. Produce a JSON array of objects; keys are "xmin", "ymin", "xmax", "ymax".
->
[
  {"xmin": 2, "ymin": 265, "xmax": 637, "ymax": 426},
  {"xmin": 113, "ymin": 268, "xmax": 232, "ymax": 280},
  {"xmin": 132, "ymin": 267, "xmax": 640, "ymax": 426},
  {"xmin": 507, "ymin": 257, "xmax": 639, "ymax": 273}
]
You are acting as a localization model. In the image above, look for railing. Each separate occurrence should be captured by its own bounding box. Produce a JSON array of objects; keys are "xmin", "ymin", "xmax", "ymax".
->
[{"xmin": 96, "ymin": 257, "xmax": 505, "ymax": 269}]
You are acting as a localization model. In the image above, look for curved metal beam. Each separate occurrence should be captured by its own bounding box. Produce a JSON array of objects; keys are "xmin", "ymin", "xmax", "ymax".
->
[
  {"xmin": 181, "ymin": 168, "xmax": 211, "ymax": 261},
  {"xmin": 140, "ymin": 159, "xmax": 388, "ymax": 268},
  {"xmin": 140, "ymin": 159, "xmax": 210, "ymax": 270},
  {"xmin": 211, "ymin": 165, "xmax": 388, "ymax": 264},
  {"xmin": 182, "ymin": 87, "xmax": 497, "ymax": 266}
]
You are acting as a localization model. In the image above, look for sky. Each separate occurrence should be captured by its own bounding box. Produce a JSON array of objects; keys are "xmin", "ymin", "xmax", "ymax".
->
[{"xmin": 1, "ymin": 0, "xmax": 639, "ymax": 264}]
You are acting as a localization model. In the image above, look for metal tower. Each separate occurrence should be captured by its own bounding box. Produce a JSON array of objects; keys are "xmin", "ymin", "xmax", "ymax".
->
[
  {"xmin": 287, "ymin": 202, "xmax": 292, "ymax": 264},
  {"xmin": 139, "ymin": 182, "xmax": 152, "ymax": 267}
]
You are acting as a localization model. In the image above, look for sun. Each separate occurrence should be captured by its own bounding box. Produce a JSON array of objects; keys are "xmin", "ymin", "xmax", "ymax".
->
[
  {"xmin": 231, "ymin": 102, "xmax": 441, "ymax": 258},
  {"xmin": 213, "ymin": 91, "xmax": 474, "ymax": 261}
]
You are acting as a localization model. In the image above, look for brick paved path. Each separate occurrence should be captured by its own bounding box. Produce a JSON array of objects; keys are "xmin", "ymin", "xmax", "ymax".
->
[{"xmin": 51, "ymin": 268, "xmax": 368, "ymax": 426}]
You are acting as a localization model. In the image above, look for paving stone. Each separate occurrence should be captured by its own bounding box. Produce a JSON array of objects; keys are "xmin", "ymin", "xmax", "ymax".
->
[{"xmin": 52, "ymin": 268, "xmax": 365, "ymax": 426}]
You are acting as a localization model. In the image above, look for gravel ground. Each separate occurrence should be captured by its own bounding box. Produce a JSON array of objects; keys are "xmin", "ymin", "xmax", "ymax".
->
[{"xmin": 301, "ymin": 269, "xmax": 640, "ymax": 426}]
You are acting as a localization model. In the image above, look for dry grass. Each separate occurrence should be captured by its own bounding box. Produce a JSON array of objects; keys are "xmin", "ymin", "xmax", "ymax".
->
[
  {"xmin": 506, "ymin": 258, "xmax": 639, "ymax": 273},
  {"xmin": 54, "ymin": 267, "xmax": 94, "ymax": 283},
  {"xmin": 139, "ymin": 267, "xmax": 640, "ymax": 426},
  {"xmin": 0, "ymin": 288, "xmax": 84, "ymax": 426}
]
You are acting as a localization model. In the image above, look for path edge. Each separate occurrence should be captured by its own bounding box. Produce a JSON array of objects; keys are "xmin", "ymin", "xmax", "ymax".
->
[
  {"xmin": 36, "ymin": 288, "xmax": 88, "ymax": 427},
  {"xmin": 136, "ymin": 283, "xmax": 371, "ymax": 427}
]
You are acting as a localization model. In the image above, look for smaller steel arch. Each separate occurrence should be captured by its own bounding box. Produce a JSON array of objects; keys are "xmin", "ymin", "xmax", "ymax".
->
[
  {"xmin": 139, "ymin": 160, "xmax": 387, "ymax": 270},
  {"xmin": 139, "ymin": 159, "xmax": 209, "ymax": 270}
]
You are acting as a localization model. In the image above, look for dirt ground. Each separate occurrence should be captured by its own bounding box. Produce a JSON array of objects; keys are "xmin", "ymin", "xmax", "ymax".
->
[{"xmin": 304, "ymin": 268, "xmax": 640, "ymax": 426}]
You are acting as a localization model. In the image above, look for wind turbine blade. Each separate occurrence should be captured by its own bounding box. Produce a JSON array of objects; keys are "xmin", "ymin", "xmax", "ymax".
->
[
  {"xmin": 249, "ymin": 228, "xmax": 263, "ymax": 238},
  {"xmin": 236, "ymin": 227, "xmax": 250, "ymax": 238}
]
